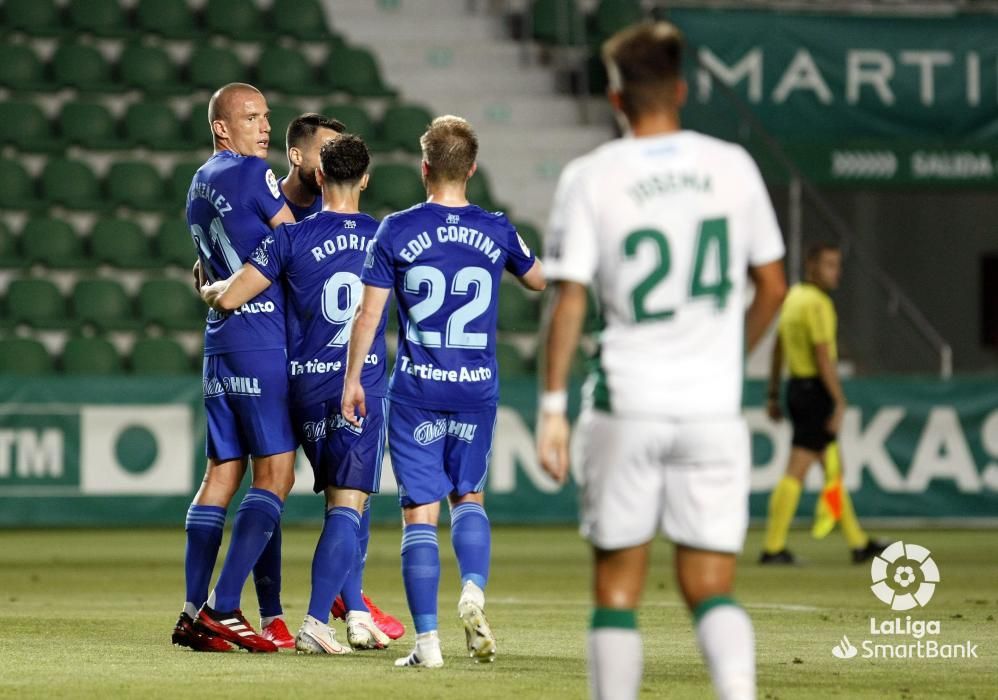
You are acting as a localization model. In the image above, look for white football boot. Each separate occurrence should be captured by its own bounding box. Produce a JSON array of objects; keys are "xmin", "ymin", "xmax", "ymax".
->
[
  {"xmin": 346, "ymin": 610, "xmax": 391, "ymax": 650},
  {"xmin": 295, "ymin": 615, "xmax": 352, "ymax": 655},
  {"xmin": 458, "ymin": 581, "xmax": 496, "ymax": 662},
  {"xmin": 394, "ymin": 630, "xmax": 444, "ymax": 668}
]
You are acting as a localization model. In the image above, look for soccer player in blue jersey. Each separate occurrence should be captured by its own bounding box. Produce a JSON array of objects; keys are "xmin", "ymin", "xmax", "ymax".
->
[
  {"xmin": 176, "ymin": 82, "xmax": 297, "ymax": 654},
  {"xmin": 279, "ymin": 113, "xmax": 344, "ymax": 221},
  {"xmin": 200, "ymin": 134, "xmax": 392, "ymax": 654},
  {"xmin": 342, "ymin": 116, "xmax": 546, "ymax": 668}
]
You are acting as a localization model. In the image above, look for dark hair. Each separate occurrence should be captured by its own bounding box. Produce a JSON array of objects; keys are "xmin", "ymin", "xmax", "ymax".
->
[
  {"xmin": 805, "ymin": 242, "xmax": 841, "ymax": 263},
  {"xmin": 286, "ymin": 113, "xmax": 345, "ymax": 150},
  {"xmin": 319, "ymin": 133, "xmax": 370, "ymax": 184},
  {"xmin": 420, "ymin": 115, "xmax": 478, "ymax": 185},
  {"xmin": 602, "ymin": 22, "xmax": 684, "ymax": 120}
]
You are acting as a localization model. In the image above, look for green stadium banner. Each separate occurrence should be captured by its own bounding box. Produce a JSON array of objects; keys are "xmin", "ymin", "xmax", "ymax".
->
[
  {"xmin": 668, "ymin": 9, "xmax": 998, "ymax": 186},
  {"xmin": 0, "ymin": 377, "xmax": 995, "ymax": 527}
]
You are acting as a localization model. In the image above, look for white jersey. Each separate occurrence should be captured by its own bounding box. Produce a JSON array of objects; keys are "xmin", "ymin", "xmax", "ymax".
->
[{"xmin": 545, "ymin": 130, "xmax": 785, "ymax": 419}]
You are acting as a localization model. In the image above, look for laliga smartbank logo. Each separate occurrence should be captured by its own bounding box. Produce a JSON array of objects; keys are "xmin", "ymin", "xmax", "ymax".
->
[{"xmin": 831, "ymin": 541, "xmax": 979, "ymax": 661}]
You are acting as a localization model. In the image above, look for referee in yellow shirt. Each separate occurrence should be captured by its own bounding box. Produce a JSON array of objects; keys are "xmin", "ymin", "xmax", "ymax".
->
[{"xmin": 760, "ymin": 242, "xmax": 885, "ymax": 565}]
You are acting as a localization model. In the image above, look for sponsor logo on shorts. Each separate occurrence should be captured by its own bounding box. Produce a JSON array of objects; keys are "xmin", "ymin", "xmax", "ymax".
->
[
  {"xmin": 413, "ymin": 419, "xmax": 477, "ymax": 446},
  {"xmin": 301, "ymin": 414, "xmax": 363, "ymax": 441},
  {"xmin": 203, "ymin": 375, "xmax": 262, "ymax": 397}
]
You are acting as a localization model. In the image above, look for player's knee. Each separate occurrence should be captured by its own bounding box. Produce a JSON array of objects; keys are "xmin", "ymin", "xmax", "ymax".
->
[{"xmin": 594, "ymin": 581, "xmax": 640, "ymax": 609}]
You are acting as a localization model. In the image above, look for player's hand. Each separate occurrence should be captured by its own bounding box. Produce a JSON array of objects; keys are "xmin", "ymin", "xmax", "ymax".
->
[
  {"xmin": 537, "ymin": 412, "xmax": 571, "ymax": 485},
  {"xmin": 766, "ymin": 397, "xmax": 782, "ymax": 421},
  {"xmin": 826, "ymin": 401, "xmax": 846, "ymax": 435},
  {"xmin": 341, "ymin": 379, "xmax": 367, "ymax": 428}
]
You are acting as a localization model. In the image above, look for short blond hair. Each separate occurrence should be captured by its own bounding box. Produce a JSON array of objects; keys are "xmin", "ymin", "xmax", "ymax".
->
[{"xmin": 419, "ymin": 115, "xmax": 478, "ymax": 185}]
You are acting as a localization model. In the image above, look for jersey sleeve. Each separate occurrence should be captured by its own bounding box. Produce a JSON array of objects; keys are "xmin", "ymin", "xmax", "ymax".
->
[
  {"xmin": 503, "ymin": 219, "xmax": 536, "ymax": 277},
  {"xmin": 544, "ymin": 160, "xmax": 598, "ymax": 284},
  {"xmin": 741, "ymin": 150, "xmax": 786, "ymax": 267},
  {"xmin": 241, "ymin": 157, "xmax": 286, "ymax": 224},
  {"xmin": 805, "ymin": 297, "xmax": 835, "ymax": 346},
  {"xmin": 361, "ymin": 218, "xmax": 395, "ymax": 289},
  {"xmin": 246, "ymin": 224, "xmax": 290, "ymax": 282}
]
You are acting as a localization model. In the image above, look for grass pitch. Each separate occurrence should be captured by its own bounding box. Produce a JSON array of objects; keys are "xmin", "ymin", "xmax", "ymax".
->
[{"xmin": 0, "ymin": 526, "xmax": 995, "ymax": 699}]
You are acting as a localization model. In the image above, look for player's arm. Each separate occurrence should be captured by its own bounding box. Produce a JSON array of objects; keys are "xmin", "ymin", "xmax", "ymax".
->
[
  {"xmin": 537, "ymin": 280, "xmax": 587, "ymax": 484},
  {"xmin": 268, "ymin": 203, "xmax": 295, "ymax": 229},
  {"xmin": 745, "ymin": 260, "xmax": 786, "ymax": 354},
  {"xmin": 766, "ymin": 332, "xmax": 784, "ymax": 421},
  {"xmin": 815, "ymin": 342, "xmax": 846, "ymax": 434},
  {"xmin": 342, "ymin": 285, "xmax": 391, "ymax": 427},
  {"xmin": 200, "ymin": 263, "xmax": 272, "ymax": 311},
  {"xmin": 517, "ymin": 259, "xmax": 547, "ymax": 291}
]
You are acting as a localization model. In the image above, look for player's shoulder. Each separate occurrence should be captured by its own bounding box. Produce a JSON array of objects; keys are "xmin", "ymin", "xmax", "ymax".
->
[
  {"xmin": 682, "ymin": 130, "xmax": 758, "ymax": 171},
  {"xmin": 380, "ymin": 202, "xmax": 429, "ymax": 229},
  {"xmin": 235, "ymin": 155, "xmax": 282, "ymax": 197}
]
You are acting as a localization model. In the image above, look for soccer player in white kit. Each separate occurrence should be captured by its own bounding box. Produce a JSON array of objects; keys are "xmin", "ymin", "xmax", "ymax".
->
[{"xmin": 537, "ymin": 23, "xmax": 788, "ymax": 700}]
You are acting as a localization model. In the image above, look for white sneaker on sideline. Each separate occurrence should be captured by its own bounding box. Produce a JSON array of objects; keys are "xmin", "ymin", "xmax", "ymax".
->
[
  {"xmin": 295, "ymin": 615, "xmax": 352, "ymax": 655},
  {"xmin": 458, "ymin": 583, "xmax": 496, "ymax": 662},
  {"xmin": 347, "ymin": 610, "xmax": 390, "ymax": 650},
  {"xmin": 394, "ymin": 631, "xmax": 443, "ymax": 668}
]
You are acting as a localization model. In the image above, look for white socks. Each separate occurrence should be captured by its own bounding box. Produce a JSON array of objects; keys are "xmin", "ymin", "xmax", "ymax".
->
[
  {"xmin": 588, "ymin": 608, "xmax": 642, "ymax": 700},
  {"xmin": 695, "ymin": 600, "xmax": 756, "ymax": 700}
]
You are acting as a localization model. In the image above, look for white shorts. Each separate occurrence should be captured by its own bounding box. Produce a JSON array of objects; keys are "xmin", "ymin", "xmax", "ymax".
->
[{"xmin": 573, "ymin": 409, "xmax": 750, "ymax": 553}]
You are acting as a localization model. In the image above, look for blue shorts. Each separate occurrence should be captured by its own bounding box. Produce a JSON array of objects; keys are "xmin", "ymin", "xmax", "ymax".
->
[
  {"xmin": 203, "ymin": 349, "xmax": 297, "ymax": 461},
  {"xmin": 293, "ymin": 396, "xmax": 387, "ymax": 494},
  {"xmin": 387, "ymin": 401, "xmax": 497, "ymax": 507}
]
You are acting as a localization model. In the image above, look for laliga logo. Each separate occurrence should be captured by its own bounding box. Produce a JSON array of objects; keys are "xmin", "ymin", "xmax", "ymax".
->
[{"xmin": 870, "ymin": 541, "xmax": 940, "ymax": 611}]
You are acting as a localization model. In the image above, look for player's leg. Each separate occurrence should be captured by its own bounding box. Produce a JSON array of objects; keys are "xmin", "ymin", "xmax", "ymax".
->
[
  {"xmin": 819, "ymin": 441, "xmax": 886, "ymax": 562},
  {"xmin": 575, "ymin": 410, "xmax": 661, "ymax": 700},
  {"xmin": 666, "ymin": 417, "xmax": 755, "ymax": 700},
  {"xmin": 445, "ymin": 406, "xmax": 498, "ymax": 661}
]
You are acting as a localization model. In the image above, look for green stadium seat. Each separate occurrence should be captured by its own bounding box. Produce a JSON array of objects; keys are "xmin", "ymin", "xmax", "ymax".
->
[
  {"xmin": 513, "ymin": 220, "xmax": 542, "ymax": 257},
  {"xmin": 52, "ymin": 42, "xmax": 119, "ymax": 92},
  {"xmin": 119, "ymin": 44, "xmax": 184, "ymax": 95},
  {"xmin": 130, "ymin": 337, "xmax": 192, "ymax": 374},
  {"xmin": 367, "ymin": 163, "xmax": 424, "ymax": 212},
  {"xmin": 89, "ymin": 219, "xmax": 156, "ymax": 268},
  {"xmin": 156, "ymin": 219, "xmax": 196, "ymax": 268},
  {"xmin": 0, "ymin": 101, "xmax": 56, "ymax": 153},
  {"xmin": 61, "ymin": 337, "xmax": 122, "ymax": 374},
  {"xmin": 204, "ymin": 0, "xmax": 268, "ymax": 40},
  {"xmin": 71, "ymin": 279, "xmax": 138, "ymax": 331},
  {"xmin": 323, "ymin": 46, "xmax": 396, "ymax": 97},
  {"xmin": 138, "ymin": 279, "xmax": 203, "ymax": 331},
  {"xmin": 2, "ymin": 0, "xmax": 65, "ymax": 37},
  {"xmin": 497, "ymin": 283, "xmax": 540, "ymax": 332},
  {"xmin": 530, "ymin": 0, "xmax": 586, "ymax": 45},
  {"xmin": 67, "ymin": 0, "xmax": 129, "ymax": 37},
  {"xmin": 593, "ymin": 0, "xmax": 644, "ymax": 40},
  {"xmin": 0, "ymin": 159, "xmax": 41, "ymax": 210},
  {"xmin": 5, "ymin": 279, "xmax": 69, "ymax": 329},
  {"xmin": 124, "ymin": 102, "xmax": 189, "ymax": 151},
  {"xmin": 135, "ymin": 0, "xmax": 199, "ymax": 39},
  {"xmin": 106, "ymin": 162, "xmax": 166, "ymax": 210},
  {"xmin": 187, "ymin": 46, "xmax": 245, "ymax": 90},
  {"xmin": 0, "ymin": 222, "xmax": 25, "ymax": 268},
  {"xmin": 271, "ymin": 0, "xmax": 331, "ymax": 40},
  {"xmin": 380, "ymin": 103, "xmax": 433, "ymax": 153},
  {"xmin": 40, "ymin": 158, "xmax": 104, "ymax": 211},
  {"xmin": 59, "ymin": 101, "xmax": 123, "ymax": 149},
  {"xmin": 20, "ymin": 217, "xmax": 91, "ymax": 268},
  {"xmin": 256, "ymin": 45, "xmax": 322, "ymax": 96},
  {"xmin": 267, "ymin": 103, "xmax": 303, "ymax": 155},
  {"xmin": 323, "ymin": 103, "xmax": 380, "ymax": 148},
  {"xmin": 496, "ymin": 341, "xmax": 532, "ymax": 377},
  {"xmin": 466, "ymin": 166, "xmax": 504, "ymax": 212},
  {"xmin": 0, "ymin": 44, "xmax": 49, "ymax": 91},
  {"xmin": 169, "ymin": 161, "xmax": 202, "ymax": 204},
  {"xmin": 0, "ymin": 339, "xmax": 53, "ymax": 375},
  {"xmin": 186, "ymin": 102, "xmax": 213, "ymax": 150}
]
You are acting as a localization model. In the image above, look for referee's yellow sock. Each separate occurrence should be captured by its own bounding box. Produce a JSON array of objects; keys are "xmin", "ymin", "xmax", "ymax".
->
[
  {"xmin": 838, "ymin": 487, "xmax": 868, "ymax": 550},
  {"xmin": 763, "ymin": 476, "xmax": 802, "ymax": 554}
]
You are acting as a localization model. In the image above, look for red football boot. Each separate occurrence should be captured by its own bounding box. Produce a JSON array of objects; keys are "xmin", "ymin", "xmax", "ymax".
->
[
  {"xmin": 261, "ymin": 617, "xmax": 295, "ymax": 649},
  {"xmin": 193, "ymin": 607, "xmax": 278, "ymax": 653},
  {"xmin": 332, "ymin": 593, "xmax": 405, "ymax": 640},
  {"xmin": 172, "ymin": 612, "xmax": 231, "ymax": 652}
]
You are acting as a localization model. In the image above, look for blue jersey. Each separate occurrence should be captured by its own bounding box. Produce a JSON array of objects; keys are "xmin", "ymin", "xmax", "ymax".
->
[
  {"xmin": 187, "ymin": 150, "xmax": 287, "ymax": 356},
  {"xmin": 249, "ymin": 211, "xmax": 388, "ymax": 406},
  {"xmin": 279, "ymin": 176, "xmax": 322, "ymax": 221},
  {"xmin": 362, "ymin": 203, "xmax": 535, "ymax": 411}
]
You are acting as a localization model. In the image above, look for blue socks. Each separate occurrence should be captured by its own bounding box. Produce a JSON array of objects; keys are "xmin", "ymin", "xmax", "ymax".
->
[
  {"xmin": 253, "ymin": 524, "xmax": 283, "ymax": 618},
  {"xmin": 184, "ymin": 504, "xmax": 226, "ymax": 610},
  {"xmin": 307, "ymin": 506, "xmax": 361, "ymax": 623},
  {"xmin": 451, "ymin": 502, "xmax": 490, "ymax": 590},
  {"xmin": 401, "ymin": 524, "xmax": 440, "ymax": 634},
  {"xmin": 211, "ymin": 488, "xmax": 283, "ymax": 613},
  {"xmin": 340, "ymin": 499, "xmax": 370, "ymax": 613}
]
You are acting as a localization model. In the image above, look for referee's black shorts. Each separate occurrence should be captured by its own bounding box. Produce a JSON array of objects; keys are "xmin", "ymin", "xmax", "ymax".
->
[{"xmin": 786, "ymin": 377, "xmax": 835, "ymax": 452}]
